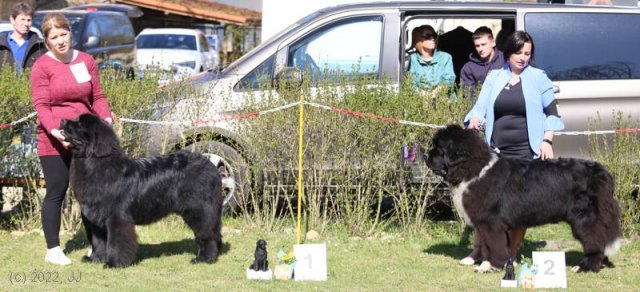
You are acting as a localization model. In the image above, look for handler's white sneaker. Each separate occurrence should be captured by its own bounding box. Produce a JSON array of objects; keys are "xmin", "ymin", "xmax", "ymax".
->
[{"xmin": 45, "ymin": 246, "xmax": 72, "ymax": 266}]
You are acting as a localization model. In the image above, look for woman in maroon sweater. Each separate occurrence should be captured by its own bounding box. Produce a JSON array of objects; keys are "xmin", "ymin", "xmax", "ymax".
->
[{"xmin": 30, "ymin": 12, "xmax": 112, "ymax": 266}]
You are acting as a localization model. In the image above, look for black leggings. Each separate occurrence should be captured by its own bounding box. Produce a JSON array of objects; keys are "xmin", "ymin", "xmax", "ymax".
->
[{"xmin": 40, "ymin": 155, "xmax": 71, "ymax": 249}]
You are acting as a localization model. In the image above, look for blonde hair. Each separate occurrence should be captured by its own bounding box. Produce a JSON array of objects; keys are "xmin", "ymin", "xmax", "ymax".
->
[{"xmin": 41, "ymin": 12, "xmax": 71, "ymax": 40}]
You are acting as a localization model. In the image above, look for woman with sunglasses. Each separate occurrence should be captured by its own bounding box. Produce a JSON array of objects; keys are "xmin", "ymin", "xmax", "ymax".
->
[{"xmin": 407, "ymin": 25, "xmax": 455, "ymax": 98}]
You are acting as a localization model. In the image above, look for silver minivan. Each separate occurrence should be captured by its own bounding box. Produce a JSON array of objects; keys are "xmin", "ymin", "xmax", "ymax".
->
[{"xmin": 146, "ymin": 2, "xmax": 640, "ymax": 209}]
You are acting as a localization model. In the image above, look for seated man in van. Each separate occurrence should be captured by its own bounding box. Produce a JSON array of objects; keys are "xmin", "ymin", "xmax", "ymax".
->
[{"xmin": 460, "ymin": 26, "xmax": 505, "ymax": 102}]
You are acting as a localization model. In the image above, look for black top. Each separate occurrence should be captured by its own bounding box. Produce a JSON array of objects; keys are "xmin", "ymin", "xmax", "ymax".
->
[{"xmin": 490, "ymin": 81, "xmax": 534, "ymax": 160}]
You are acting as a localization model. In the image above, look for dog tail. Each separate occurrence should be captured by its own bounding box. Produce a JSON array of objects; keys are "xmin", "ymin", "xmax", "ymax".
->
[
  {"xmin": 594, "ymin": 164, "xmax": 622, "ymax": 257},
  {"xmin": 605, "ymin": 237, "xmax": 621, "ymax": 257}
]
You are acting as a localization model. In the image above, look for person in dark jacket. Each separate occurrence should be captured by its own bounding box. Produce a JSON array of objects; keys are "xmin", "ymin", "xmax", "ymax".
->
[
  {"xmin": 460, "ymin": 26, "xmax": 505, "ymax": 102},
  {"xmin": 0, "ymin": 2, "xmax": 47, "ymax": 74}
]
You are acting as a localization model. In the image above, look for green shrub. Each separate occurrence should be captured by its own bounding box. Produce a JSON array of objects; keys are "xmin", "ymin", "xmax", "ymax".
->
[
  {"xmin": 2, "ymin": 65, "xmax": 639, "ymax": 239},
  {"xmin": 589, "ymin": 112, "xmax": 640, "ymax": 237},
  {"xmin": 225, "ymin": 72, "xmax": 470, "ymax": 235},
  {"xmin": 0, "ymin": 66, "xmax": 175, "ymax": 230},
  {"xmin": 0, "ymin": 66, "xmax": 41, "ymax": 230}
]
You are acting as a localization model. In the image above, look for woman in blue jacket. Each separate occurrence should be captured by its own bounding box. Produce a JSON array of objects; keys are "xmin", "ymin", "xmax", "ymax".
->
[{"xmin": 462, "ymin": 31, "xmax": 564, "ymax": 266}]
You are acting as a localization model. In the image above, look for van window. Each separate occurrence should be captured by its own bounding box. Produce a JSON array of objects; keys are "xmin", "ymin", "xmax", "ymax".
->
[
  {"xmin": 234, "ymin": 55, "xmax": 275, "ymax": 91},
  {"xmin": 137, "ymin": 34, "xmax": 197, "ymax": 50},
  {"xmin": 42, "ymin": 15, "xmax": 84, "ymax": 48},
  {"xmin": 404, "ymin": 17, "xmax": 507, "ymax": 83},
  {"xmin": 98, "ymin": 14, "xmax": 134, "ymax": 46},
  {"xmin": 287, "ymin": 15, "xmax": 383, "ymax": 83},
  {"xmin": 85, "ymin": 18, "xmax": 101, "ymax": 42},
  {"xmin": 111, "ymin": 14, "xmax": 135, "ymax": 45},
  {"xmin": 525, "ymin": 13, "xmax": 640, "ymax": 81}
]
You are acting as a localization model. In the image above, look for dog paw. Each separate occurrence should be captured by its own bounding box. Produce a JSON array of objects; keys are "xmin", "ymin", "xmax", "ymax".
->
[
  {"xmin": 103, "ymin": 260, "xmax": 130, "ymax": 269},
  {"xmin": 474, "ymin": 261, "xmax": 501, "ymax": 273},
  {"xmin": 191, "ymin": 257, "xmax": 216, "ymax": 264},
  {"xmin": 570, "ymin": 265, "xmax": 582, "ymax": 273},
  {"xmin": 81, "ymin": 256, "xmax": 95, "ymax": 263},
  {"xmin": 82, "ymin": 255, "xmax": 106, "ymax": 264},
  {"xmin": 459, "ymin": 257, "xmax": 476, "ymax": 266}
]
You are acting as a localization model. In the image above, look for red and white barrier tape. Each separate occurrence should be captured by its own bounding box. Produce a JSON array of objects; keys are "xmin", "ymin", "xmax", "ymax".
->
[
  {"xmin": 303, "ymin": 101, "xmax": 445, "ymax": 129},
  {"xmin": 555, "ymin": 128, "xmax": 640, "ymax": 136},
  {"xmin": 3, "ymin": 106, "xmax": 640, "ymax": 136},
  {"xmin": 192, "ymin": 101, "xmax": 301, "ymax": 127},
  {"xmin": 0, "ymin": 112, "xmax": 37, "ymax": 129},
  {"xmin": 118, "ymin": 102, "xmax": 301, "ymax": 127}
]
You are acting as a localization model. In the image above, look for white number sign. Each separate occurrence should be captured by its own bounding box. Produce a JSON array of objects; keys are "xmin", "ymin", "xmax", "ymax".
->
[
  {"xmin": 293, "ymin": 243, "xmax": 327, "ymax": 281},
  {"xmin": 532, "ymin": 251, "xmax": 567, "ymax": 288}
]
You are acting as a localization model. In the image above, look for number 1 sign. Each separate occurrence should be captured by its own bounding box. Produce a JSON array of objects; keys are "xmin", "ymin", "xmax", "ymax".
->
[
  {"xmin": 532, "ymin": 251, "xmax": 567, "ymax": 288},
  {"xmin": 293, "ymin": 243, "xmax": 327, "ymax": 281}
]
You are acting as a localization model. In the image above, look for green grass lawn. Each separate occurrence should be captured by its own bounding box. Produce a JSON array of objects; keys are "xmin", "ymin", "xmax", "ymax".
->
[{"xmin": 1, "ymin": 217, "xmax": 638, "ymax": 291}]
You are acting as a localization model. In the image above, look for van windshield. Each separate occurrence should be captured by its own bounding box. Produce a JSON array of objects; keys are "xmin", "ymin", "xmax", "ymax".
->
[
  {"xmin": 136, "ymin": 34, "xmax": 197, "ymax": 51},
  {"xmin": 33, "ymin": 14, "xmax": 84, "ymax": 48}
]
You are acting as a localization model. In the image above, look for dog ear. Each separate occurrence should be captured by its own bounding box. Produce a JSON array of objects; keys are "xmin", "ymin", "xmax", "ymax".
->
[
  {"xmin": 85, "ymin": 116, "xmax": 118, "ymax": 158},
  {"xmin": 88, "ymin": 133, "xmax": 114, "ymax": 158},
  {"xmin": 446, "ymin": 149, "xmax": 469, "ymax": 167}
]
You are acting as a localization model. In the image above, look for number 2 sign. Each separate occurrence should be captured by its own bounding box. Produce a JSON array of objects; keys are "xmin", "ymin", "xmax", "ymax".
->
[
  {"xmin": 532, "ymin": 251, "xmax": 567, "ymax": 288},
  {"xmin": 293, "ymin": 243, "xmax": 327, "ymax": 281}
]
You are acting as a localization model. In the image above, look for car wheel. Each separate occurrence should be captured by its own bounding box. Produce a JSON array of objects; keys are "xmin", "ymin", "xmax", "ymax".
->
[{"xmin": 186, "ymin": 140, "xmax": 250, "ymax": 213}]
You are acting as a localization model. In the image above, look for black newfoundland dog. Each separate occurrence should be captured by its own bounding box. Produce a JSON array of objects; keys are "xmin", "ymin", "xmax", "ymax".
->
[
  {"xmin": 424, "ymin": 125, "xmax": 621, "ymax": 273},
  {"xmin": 60, "ymin": 113, "xmax": 223, "ymax": 268}
]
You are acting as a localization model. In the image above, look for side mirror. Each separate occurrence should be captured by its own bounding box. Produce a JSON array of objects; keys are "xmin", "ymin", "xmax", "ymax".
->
[
  {"xmin": 85, "ymin": 36, "xmax": 99, "ymax": 48},
  {"xmin": 274, "ymin": 67, "xmax": 302, "ymax": 92}
]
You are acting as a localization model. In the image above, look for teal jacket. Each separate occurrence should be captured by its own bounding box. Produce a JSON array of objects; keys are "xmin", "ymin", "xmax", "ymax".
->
[
  {"xmin": 464, "ymin": 65, "xmax": 565, "ymax": 158},
  {"xmin": 408, "ymin": 50, "xmax": 455, "ymax": 91}
]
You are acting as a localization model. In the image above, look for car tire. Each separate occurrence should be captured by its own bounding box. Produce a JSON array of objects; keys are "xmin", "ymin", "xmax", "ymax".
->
[{"xmin": 186, "ymin": 140, "xmax": 250, "ymax": 214}]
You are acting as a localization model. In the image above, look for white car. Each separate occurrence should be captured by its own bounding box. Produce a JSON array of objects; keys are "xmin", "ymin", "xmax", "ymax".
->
[
  {"xmin": 136, "ymin": 28, "xmax": 216, "ymax": 79},
  {"xmin": 0, "ymin": 22, "xmax": 43, "ymax": 38}
]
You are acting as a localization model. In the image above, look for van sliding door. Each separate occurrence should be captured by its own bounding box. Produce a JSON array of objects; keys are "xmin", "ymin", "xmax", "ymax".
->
[{"xmin": 522, "ymin": 10, "xmax": 640, "ymax": 158}]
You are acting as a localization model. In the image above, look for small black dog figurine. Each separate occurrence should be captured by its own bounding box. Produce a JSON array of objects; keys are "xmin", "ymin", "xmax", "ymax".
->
[
  {"xmin": 249, "ymin": 239, "xmax": 268, "ymax": 271},
  {"xmin": 503, "ymin": 257, "xmax": 515, "ymax": 280}
]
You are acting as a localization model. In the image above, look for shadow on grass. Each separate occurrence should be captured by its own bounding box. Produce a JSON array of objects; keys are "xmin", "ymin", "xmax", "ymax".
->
[
  {"xmin": 135, "ymin": 239, "xmax": 231, "ymax": 264},
  {"xmin": 423, "ymin": 233, "xmax": 585, "ymax": 267},
  {"xmin": 64, "ymin": 229, "xmax": 90, "ymax": 253},
  {"xmin": 64, "ymin": 229, "xmax": 231, "ymax": 265}
]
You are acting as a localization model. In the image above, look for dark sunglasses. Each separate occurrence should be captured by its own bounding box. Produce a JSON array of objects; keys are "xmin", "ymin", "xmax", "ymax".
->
[{"xmin": 421, "ymin": 33, "xmax": 437, "ymax": 40}]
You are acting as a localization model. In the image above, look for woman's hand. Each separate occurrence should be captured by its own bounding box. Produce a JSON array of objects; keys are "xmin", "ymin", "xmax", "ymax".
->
[
  {"xmin": 467, "ymin": 117, "xmax": 481, "ymax": 130},
  {"xmin": 50, "ymin": 128, "xmax": 71, "ymax": 148},
  {"xmin": 539, "ymin": 140, "xmax": 554, "ymax": 160}
]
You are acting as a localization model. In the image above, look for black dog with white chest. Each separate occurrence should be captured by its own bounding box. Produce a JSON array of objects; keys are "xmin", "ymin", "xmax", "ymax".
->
[
  {"xmin": 424, "ymin": 125, "xmax": 621, "ymax": 273},
  {"xmin": 61, "ymin": 113, "xmax": 223, "ymax": 268}
]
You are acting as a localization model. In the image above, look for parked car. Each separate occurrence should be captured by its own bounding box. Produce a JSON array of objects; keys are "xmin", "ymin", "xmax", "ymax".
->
[
  {"xmin": 136, "ymin": 28, "xmax": 217, "ymax": 81},
  {"xmin": 0, "ymin": 21, "xmax": 43, "ymax": 38},
  {"xmin": 142, "ymin": 2, "xmax": 640, "ymax": 210},
  {"xmin": 32, "ymin": 9, "xmax": 137, "ymax": 77}
]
